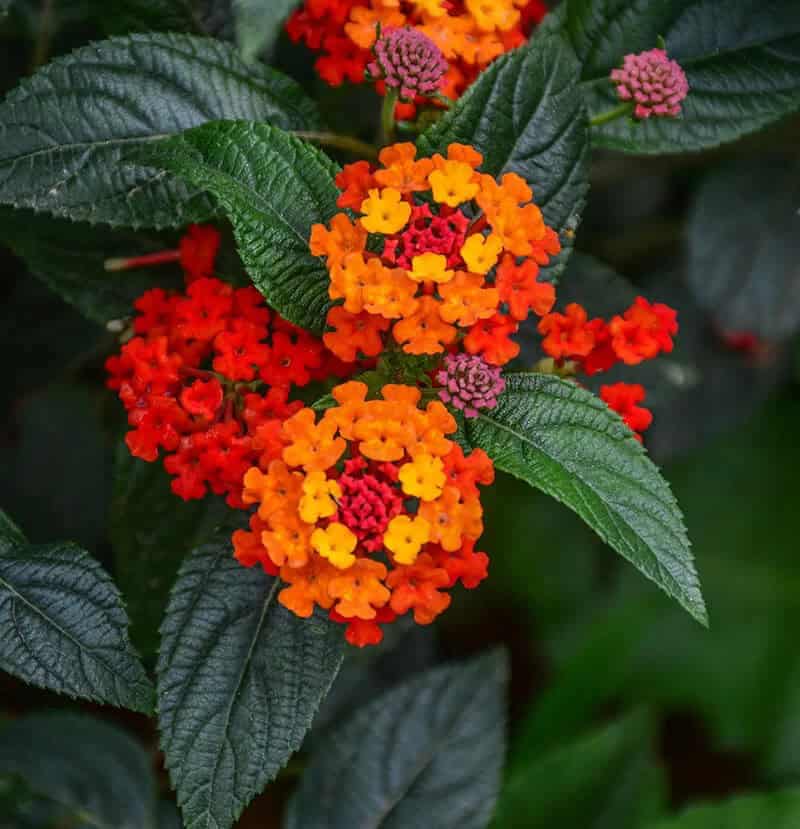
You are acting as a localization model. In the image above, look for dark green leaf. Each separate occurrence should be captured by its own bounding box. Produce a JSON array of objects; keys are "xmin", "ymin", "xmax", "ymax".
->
[
  {"xmin": 0, "ymin": 712, "xmax": 157, "ymax": 829},
  {"xmin": 0, "ymin": 208, "xmax": 181, "ymax": 323},
  {"xmin": 286, "ymin": 649, "xmax": 508, "ymax": 829},
  {"xmin": 647, "ymin": 789, "xmax": 800, "ymax": 828},
  {"xmin": 462, "ymin": 373, "xmax": 706, "ymax": 624},
  {"xmin": 140, "ymin": 120, "xmax": 340, "ymax": 331},
  {"xmin": 157, "ymin": 538, "xmax": 344, "ymax": 829},
  {"xmin": 109, "ymin": 445, "xmax": 230, "ymax": 658},
  {"xmin": 0, "ymin": 509, "xmax": 26, "ymax": 549},
  {"xmin": 234, "ymin": 0, "xmax": 296, "ymax": 62},
  {"xmin": 566, "ymin": 0, "xmax": 800, "ymax": 153},
  {"xmin": 0, "ymin": 533, "xmax": 153, "ymax": 712},
  {"xmin": 493, "ymin": 712, "xmax": 665, "ymax": 828},
  {"xmin": 687, "ymin": 160, "xmax": 800, "ymax": 340},
  {"xmin": 90, "ymin": 0, "xmax": 201, "ymax": 33},
  {"xmin": 418, "ymin": 30, "xmax": 589, "ymax": 280},
  {"xmin": 0, "ymin": 33, "xmax": 322, "ymax": 228}
]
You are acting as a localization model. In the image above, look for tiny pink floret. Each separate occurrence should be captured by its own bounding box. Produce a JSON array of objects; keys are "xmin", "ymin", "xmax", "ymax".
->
[
  {"xmin": 437, "ymin": 353, "xmax": 505, "ymax": 419},
  {"xmin": 367, "ymin": 27, "xmax": 448, "ymax": 101},
  {"xmin": 610, "ymin": 48, "xmax": 689, "ymax": 119}
]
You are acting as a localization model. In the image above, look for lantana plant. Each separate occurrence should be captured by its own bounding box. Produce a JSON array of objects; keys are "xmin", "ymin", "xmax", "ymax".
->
[{"xmin": 0, "ymin": 0, "xmax": 797, "ymax": 827}]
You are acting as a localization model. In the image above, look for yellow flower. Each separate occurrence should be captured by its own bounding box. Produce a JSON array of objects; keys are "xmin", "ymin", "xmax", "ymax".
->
[
  {"xmin": 465, "ymin": 0, "xmax": 520, "ymax": 32},
  {"xmin": 398, "ymin": 453, "xmax": 446, "ymax": 501},
  {"xmin": 428, "ymin": 161, "xmax": 479, "ymax": 207},
  {"xmin": 311, "ymin": 522, "xmax": 358, "ymax": 570},
  {"xmin": 298, "ymin": 470, "xmax": 341, "ymax": 524},
  {"xmin": 360, "ymin": 188, "xmax": 412, "ymax": 234},
  {"xmin": 409, "ymin": 253, "xmax": 454, "ymax": 285},
  {"xmin": 460, "ymin": 233, "xmax": 503, "ymax": 275},
  {"xmin": 413, "ymin": 0, "xmax": 447, "ymax": 18},
  {"xmin": 384, "ymin": 515, "xmax": 431, "ymax": 565}
]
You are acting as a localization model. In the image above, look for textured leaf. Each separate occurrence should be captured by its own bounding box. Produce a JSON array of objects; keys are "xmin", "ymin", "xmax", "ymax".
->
[
  {"xmin": 0, "ymin": 32, "xmax": 322, "ymax": 228},
  {"xmin": 140, "ymin": 120, "xmax": 340, "ymax": 331},
  {"xmin": 286, "ymin": 649, "xmax": 508, "ymax": 829},
  {"xmin": 0, "ymin": 208, "xmax": 182, "ymax": 323},
  {"xmin": 0, "ymin": 712, "xmax": 157, "ymax": 829},
  {"xmin": 418, "ymin": 30, "xmax": 589, "ymax": 280},
  {"xmin": 234, "ymin": 0, "xmax": 296, "ymax": 62},
  {"xmin": 687, "ymin": 160, "xmax": 800, "ymax": 340},
  {"xmin": 0, "ymin": 533, "xmax": 153, "ymax": 712},
  {"xmin": 462, "ymin": 373, "xmax": 706, "ymax": 624},
  {"xmin": 566, "ymin": 0, "xmax": 800, "ymax": 153},
  {"xmin": 157, "ymin": 538, "xmax": 344, "ymax": 829},
  {"xmin": 648, "ymin": 789, "xmax": 800, "ymax": 829},
  {"xmin": 109, "ymin": 446, "xmax": 230, "ymax": 658},
  {"xmin": 493, "ymin": 712, "xmax": 665, "ymax": 828}
]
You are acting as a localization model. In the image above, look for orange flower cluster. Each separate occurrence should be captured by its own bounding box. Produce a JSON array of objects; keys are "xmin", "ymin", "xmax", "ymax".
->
[
  {"xmin": 232, "ymin": 381, "xmax": 493, "ymax": 646},
  {"xmin": 286, "ymin": 0, "xmax": 548, "ymax": 116},
  {"xmin": 312, "ymin": 142, "xmax": 560, "ymax": 367}
]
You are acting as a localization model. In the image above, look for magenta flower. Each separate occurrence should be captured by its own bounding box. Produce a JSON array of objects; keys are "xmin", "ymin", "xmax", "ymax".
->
[
  {"xmin": 437, "ymin": 354, "xmax": 506, "ymax": 419},
  {"xmin": 610, "ymin": 48, "xmax": 689, "ymax": 120},
  {"xmin": 367, "ymin": 27, "xmax": 447, "ymax": 101}
]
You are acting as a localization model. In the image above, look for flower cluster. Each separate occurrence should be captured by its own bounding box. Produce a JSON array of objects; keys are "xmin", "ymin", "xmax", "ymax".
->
[
  {"xmin": 286, "ymin": 0, "xmax": 548, "ymax": 114},
  {"xmin": 106, "ymin": 231, "xmax": 352, "ymax": 507},
  {"xmin": 232, "ymin": 381, "xmax": 493, "ymax": 646},
  {"xmin": 611, "ymin": 48, "xmax": 690, "ymax": 120},
  {"xmin": 312, "ymin": 141, "xmax": 560, "ymax": 367}
]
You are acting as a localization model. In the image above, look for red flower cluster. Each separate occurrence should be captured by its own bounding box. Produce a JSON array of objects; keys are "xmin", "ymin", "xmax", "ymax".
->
[
  {"xmin": 286, "ymin": 0, "xmax": 548, "ymax": 117},
  {"xmin": 538, "ymin": 297, "xmax": 678, "ymax": 438},
  {"xmin": 106, "ymin": 230, "xmax": 352, "ymax": 506}
]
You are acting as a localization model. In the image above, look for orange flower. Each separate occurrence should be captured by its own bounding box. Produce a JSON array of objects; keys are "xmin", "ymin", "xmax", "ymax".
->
[
  {"xmin": 386, "ymin": 553, "xmax": 452, "ymax": 624},
  {"xmin": 345, "ymin": 6, "xmax": 405, "ymax": 49},
  {"xmin": 334, "ymin": 161, "xmax": 375, "ymax": 211},
  {"xmin": 362, "ymin": 265, "xmax": 419, "ymax": 319},
  {"xmin": 538, "ymin": 303, "xmax": 596, "ymax": 359},
  {"xmin": 329, "ymin": 253, "xmax": 382, "ymax": 313},
  {"xmin": 261, "ymin": 510, "xmax": 313, "ymax": 568},
  {"xmin": 242, "ymin": 461, "xmax": 302, "ymax": 520},
  {"xmin": 392, "ymin": 296, "xmax": 456, "ymax": 354},
  {"xmin": 495, "ymin": 254, "xmax": 556, "ymax": 320},
  {"xmin": 278, "ymin": 557, "xmax": 337, "ymax": 618},
  {"xmin": 310, "ymin": 213, "xmax": 367, "ymax": 263},
  {"xmin": 374, "ymin": 143, "xmax": 434, "ymax": 193},
  {"xmin": 353, "ymin": 413, "xmax": 416, "ymax": 462},
  {"xmin": 323, "ymin": 306, "xmax": 390, "ymax": 362},
  {"xmin": 463, "ymin": 312, "xmax": 520, "ymax": 365},
  {"xmin": 429, "ymin": 159, "xmax": 480, "ymax": 206},
  {"xmin": 360, "ymin": 188, "xmax": 412, "ymax": 234},
  {"xmin": 419, "ymin": 486, "xmax": 483, "ymax": 551},
  {"xmin": 466, "ymin": 0, "xmax": 520, "ymax": 32},
  {"xmin": 282, "ymin": 408, "xmax": 346, "ymax": 471},
  {"xmin": 438, "ymin": 272, "xmax": 499, "ymax": 326},
  {"xmin": 328, "ymin": 558, "xmax": 391, "ymax": 619},
  {"xmin": 324, "ymin": 380, "xmax": 368, "ymax": 440}
]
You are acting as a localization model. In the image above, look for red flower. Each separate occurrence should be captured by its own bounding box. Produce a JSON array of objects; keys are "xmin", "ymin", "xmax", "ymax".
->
[
  {"xmin": 609, "ymin": 297, "xmax": 678, "ymax": 365},
  {"xmin": 463, "ymin": 313, "xmax": 520, "ymax": 366},
  {"xmin": 179, "ymin": 224, "xmax": 221, "ymax": 283},
  {"xmin": 600, "ymin": 382, "xmax": 653, "ymax": 441}
]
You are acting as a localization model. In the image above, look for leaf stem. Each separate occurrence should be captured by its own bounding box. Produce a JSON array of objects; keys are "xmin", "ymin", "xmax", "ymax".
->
[
  {"xmin": 293, "ymin": 131, "xmax": 379, "ymax": 160},
  {"xmin": 589, "ymin": 102, "xmax": 635, "ymax": 127},
  {"xmin": 380, "ymin": 89, "xmax": 399, "ymax": 146}
]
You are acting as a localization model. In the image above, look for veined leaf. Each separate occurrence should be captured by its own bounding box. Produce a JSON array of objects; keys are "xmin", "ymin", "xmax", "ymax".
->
[
  {"xmin": 566, "ymin": 0, "xmax": 800, "ymax": 153},
  {"xmin": 418, "ymin": 30, "xmax": 589, "ymax": 280},
  {"xmin": 647, "ymin": 788, "xmax": 800, "ymax": 828},
  {"xmin": 157, "ymin": 538, "xmax": 344, "ymax": 829},
  {"xmin": 462, "ymin": 373, "xmax": 707, "ymax": 624},
  {"xmin": 286, "ymin": 650, "xmax": 508, "ymax": 829},
  {"xmin": 0, "ymin": 713, "xmax": 157, "ymax": 829},
  {"xmin": 140, "ymin": 120, "xmax": 340, "ymax": 332},
  {"xmin": 0, "ymin": 522, "xmax": 153, "ymax": 712},
  {"xmin": 0, "ymin": 32, "xmax": 322, "ymax": 228}
]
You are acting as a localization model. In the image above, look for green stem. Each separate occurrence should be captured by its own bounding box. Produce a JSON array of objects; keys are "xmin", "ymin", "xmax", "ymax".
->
[
  {"xmin": 589, "ymin": 101, "xmax": 634, "ymax": 127},
  {"xmin": 293, "ymin": 131, "xmax": 379, "ymax": 160},
  {"xmin": 380, "ymin": 89, "xmax": 400, "ymax": 146}
]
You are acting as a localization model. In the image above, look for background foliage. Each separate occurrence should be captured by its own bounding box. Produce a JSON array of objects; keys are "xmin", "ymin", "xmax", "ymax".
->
[{"xmin": 1, "ymin": 0, "xmax": 799, "ymax": 827}]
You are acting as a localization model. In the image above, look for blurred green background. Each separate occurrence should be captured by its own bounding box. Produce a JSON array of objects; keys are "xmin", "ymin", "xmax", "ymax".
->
[{"xmin": 1, "ymin": 1, "xmax": 800, "ymax": 826}]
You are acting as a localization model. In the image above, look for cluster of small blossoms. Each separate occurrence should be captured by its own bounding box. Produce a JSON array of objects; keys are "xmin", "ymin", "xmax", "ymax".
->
[
  {"xmin": 286, "ymin": 0, "xmax": 548, "ymax": 116},
  {"xmin": 311, "ymin": 141, "xmax": 560, "ymax": 367},
  {"xmin": 232, "ymin": 381, "xmax": 493, "ymax": 646},
  {"xmin": 537, "ymin": 297, "xmax": 679, "ymax": 439},
  {"xmin": 105, "ymin": 230, "xmax": 353, "ymax": 507},
  {"xmin": 611, "ymin": 47, "xmax": 690, "ymax": 120}
]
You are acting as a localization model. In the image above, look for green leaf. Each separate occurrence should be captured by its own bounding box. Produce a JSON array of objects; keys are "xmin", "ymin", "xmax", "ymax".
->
[
  {"xmin": 417, "ymin": 30, "xmax": 589, "ymax": 280},
  {"xmin": 0, "ymin": 208, "xmax": 183, "ymax": 323},
  {"xmin": 89, "ymin": 0, "xmax": 200, "ymax": 32},
  {"xmin": 286, "ymin": 649, "xmax": 508, "ymax": 829},
  {"xmin": 647, "ymin": 789, "xmax": 800, "ymax": 828},
  {"xmin": 462, "ymin": 373, "xmax": 706, "ymax": 624},
  {"xmin": 157, "ymin": 537, "xmax": 344, "ymax": 829},
  {"xmin": 687, "ymin": 160, "xmax": 800, "ymax": 340},
  {"xmin": 139, "ymin": 120, "xmax": 340, "ymax": 332},
  {"xmin": 109, "ymin": 445, "xmax": 230, "ymax": 658},
  {"xmin": 0, "ymin": 32, "xmax": 322, "ymax": 228},
  {"xmin": 234, "ymin": 0, "xmax": 295, "ymax": 62},
  {"xmin": 0, "ymin": 528, "xmax": 153, "ymax": 712},
  {"xmin": 493, "ymin": 712, "xmax": 665, "ymax": 828},
  {"xmin": 0, "ymin": 509, "xmax": 26, "ymax": 550},
  {"xmin": 0, "ymin": 712, "xmax": 157, "ymax": 829},
  {"xmin": 566, "ymin": 0, "xmax": 800, "ymax": 153}
]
